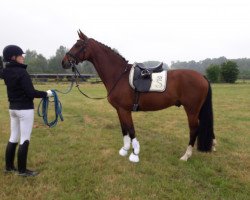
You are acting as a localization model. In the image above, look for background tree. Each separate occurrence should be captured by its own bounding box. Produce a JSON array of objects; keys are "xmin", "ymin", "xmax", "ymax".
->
[
  {"xmin": 48, "ymin": 46, "xmax": 69, "ymax": 73},
  {"xmin": 7, "ymin": 45, "xmax": 249, "ymax": 78},
  {"xmin": 206, "ymin": 64, "xmax": 221, "ymax": 83},
  {"xmin": 77, "ymin": 61, "xmax": 97, "ymax": 74},
  {"xmin": 36, "ymin": 54, "xmax": 48, "ymax": 72},
  {"xmin": 171, "ymin": 57, "xmax": 227, "ymax": 74},
  {"xmin": 220, "ymin": 61, "xmax": 239, "ymax": 83},
  {"xmin": 25, "ymin": 50, "xmax": 48, "ymax": 73}
]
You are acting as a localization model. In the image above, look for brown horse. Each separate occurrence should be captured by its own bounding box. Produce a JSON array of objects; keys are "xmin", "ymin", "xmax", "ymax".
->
[{"xmin": 62, "ymin": 30, "xmax": 216, "ymax": 162}]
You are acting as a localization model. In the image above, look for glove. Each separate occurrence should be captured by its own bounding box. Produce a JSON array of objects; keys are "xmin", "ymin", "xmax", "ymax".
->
[{"xmin": 47, "ymin": 90, "xmax": 54, "ymax": 97}]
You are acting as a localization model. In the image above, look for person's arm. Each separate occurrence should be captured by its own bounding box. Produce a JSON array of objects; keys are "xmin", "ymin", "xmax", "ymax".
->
[{"xmin": 20, "ymin": 70, "xmax": 48, "ymax": 98}]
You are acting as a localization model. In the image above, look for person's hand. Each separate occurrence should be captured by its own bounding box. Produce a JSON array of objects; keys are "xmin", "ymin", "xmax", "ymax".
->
[{"xmin": 47, "ymin": 90, "xmax": 53, "ymax": 97}]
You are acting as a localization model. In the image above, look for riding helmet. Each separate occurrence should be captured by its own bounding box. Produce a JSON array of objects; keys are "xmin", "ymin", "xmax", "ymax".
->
[{"xmin": 3, "ymin": 45, "xmax": 25, "ymax": 62}]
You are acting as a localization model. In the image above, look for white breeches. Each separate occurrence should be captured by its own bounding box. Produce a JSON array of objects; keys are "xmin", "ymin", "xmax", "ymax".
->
[{"xmin": 9, "ymin": 109, "xmax": 34, "ymax": 145}]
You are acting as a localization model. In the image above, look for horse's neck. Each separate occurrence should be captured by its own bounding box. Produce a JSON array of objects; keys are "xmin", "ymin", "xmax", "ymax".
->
[{"xmin": 88, "ymin": 42, "xmax": 128, "ymax": 91}]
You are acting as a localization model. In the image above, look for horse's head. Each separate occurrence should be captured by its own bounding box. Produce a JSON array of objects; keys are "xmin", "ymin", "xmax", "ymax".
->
[{"xmin": 62, "ymin": 30, "xmax": 89, "ymax": 69}]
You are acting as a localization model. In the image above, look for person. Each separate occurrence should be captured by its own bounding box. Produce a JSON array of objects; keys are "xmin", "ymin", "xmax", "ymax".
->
[
  {"xmin": 2, "ymin": 45, "xmax": 53, "ymax": 177},
  {"xmin": 0, "ymin": 56, "xmax": 3, "ymax": 68},
  {"xmin": 0, "ymin": 56, "xmax": 3, "ymax": 77}
]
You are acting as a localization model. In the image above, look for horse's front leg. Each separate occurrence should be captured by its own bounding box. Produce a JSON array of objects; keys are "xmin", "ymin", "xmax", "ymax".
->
[{"xmin": 117, "ymin": 108, "xmax": 140, "ymax": 163}]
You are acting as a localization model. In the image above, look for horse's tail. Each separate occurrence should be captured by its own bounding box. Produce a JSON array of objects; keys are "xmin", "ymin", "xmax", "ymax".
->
[{"xmin": 197, "ymin": 80, "xmax": 214, "ymax": 152}]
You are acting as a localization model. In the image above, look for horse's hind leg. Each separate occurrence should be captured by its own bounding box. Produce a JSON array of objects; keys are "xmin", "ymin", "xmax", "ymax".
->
[
  {"xmin": 117, "ymin": 108, "xmax": 140, "ymax": 163},
  {"xmin": 180, "ymin": 111, "xmax": 199, "ymax": 161}
]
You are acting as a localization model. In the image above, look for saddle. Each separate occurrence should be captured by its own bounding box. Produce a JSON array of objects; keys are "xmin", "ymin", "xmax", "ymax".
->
[
  {"xmin": 133, "ymin": 62, "xmax": 163, "ymax": 92},
  {"xmin": 129, "ymin": 62, "xmax": 167, "ymax": 111}
]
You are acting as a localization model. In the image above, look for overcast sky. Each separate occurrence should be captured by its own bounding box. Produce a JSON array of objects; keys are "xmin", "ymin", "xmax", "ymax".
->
[{"xmin": 1, "ymin": 0, "xmax": 249, "ymax": 65}]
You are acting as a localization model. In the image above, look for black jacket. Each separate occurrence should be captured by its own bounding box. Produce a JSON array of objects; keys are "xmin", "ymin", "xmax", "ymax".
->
[{"xmin": 2, "ymin": 61, "xmax": 47, "ymax": 110}]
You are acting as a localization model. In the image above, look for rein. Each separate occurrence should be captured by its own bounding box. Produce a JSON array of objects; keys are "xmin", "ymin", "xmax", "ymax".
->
[{"xmin": 72, "ymin": 64, "xmax": 130, "ymax": 100}]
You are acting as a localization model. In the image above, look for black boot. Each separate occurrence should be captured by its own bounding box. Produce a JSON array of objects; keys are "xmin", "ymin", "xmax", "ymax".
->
[
  {"xmin": 17, "ymin": 140, "xmax": 39, "ymax": 177},
  {"xmin": 5, "ymin": 142, "xmax": 18, "ymax": 173}
]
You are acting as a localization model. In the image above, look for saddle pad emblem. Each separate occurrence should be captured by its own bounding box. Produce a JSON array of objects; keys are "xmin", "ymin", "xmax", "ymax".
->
[{"xmin": 129, "ymin": 65, "xmax": 167, "ymax": 92}]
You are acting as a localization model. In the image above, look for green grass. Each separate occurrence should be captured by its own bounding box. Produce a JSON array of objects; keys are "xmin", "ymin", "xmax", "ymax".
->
[{"xmin": 0, "ymin": 80, "xmax": 249, "ymax": 200}]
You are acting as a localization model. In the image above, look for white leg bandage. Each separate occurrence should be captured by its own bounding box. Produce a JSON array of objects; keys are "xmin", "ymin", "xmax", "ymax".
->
[
  {"xmin": 131, "ymin": 138, "xmax": 140, "ymax": 155},
  {"xmin": 180, "ymin": 145, "xmax": 193, "ymax": 161},
  {"xmin": 129, "ymin": 138, "xmax": 140, "ymax": 163},
  {"xmin": 119, "ymin": 135, "xmax": 131, "ymax": 156},
  {"xmin": 9, "ymin": 109, "xmax": 34, "ymax": 145}
]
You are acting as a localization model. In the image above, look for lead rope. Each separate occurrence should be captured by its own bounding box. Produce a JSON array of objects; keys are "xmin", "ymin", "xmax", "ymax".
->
[
  {"xmin": 37, "ymin": 70, "xmax": 75, "ymax": 128},
  {"xmin": 37, "ymin": 90, "xmax": 63, "ymax": 128}
]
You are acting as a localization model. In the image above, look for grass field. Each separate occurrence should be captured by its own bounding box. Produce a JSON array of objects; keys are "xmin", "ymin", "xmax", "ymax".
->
[{"xmin": 0, "ymin": 80, "xmax": 249, "ymax": 200}]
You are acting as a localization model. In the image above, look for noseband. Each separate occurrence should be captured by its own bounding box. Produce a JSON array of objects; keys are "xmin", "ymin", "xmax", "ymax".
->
[{"xmin": 66, "ymin": 39, "xmax": 88, "ymax": 65}]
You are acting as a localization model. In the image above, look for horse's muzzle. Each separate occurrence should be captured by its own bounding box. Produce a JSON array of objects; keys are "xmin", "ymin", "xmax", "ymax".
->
[{"xmin": 61, "ymin": 60, "xmax": 72, "ymax": 69}]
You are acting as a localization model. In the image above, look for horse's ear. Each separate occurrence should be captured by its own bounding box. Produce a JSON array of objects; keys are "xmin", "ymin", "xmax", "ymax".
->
[{"xmin": 78, "ymin": 29, "xmax": 88, "ymax": 40}]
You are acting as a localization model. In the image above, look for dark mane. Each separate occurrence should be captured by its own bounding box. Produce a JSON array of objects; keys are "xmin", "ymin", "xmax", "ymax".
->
[{"xmin": 93, "ymin": 39, "xmax": 129, "ymax": 63}]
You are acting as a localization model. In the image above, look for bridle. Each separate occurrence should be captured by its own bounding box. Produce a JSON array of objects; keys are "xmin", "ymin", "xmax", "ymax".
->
[
  {"xmin": 66, "ymin": 39, "xmax": 88, "ymax": 65},
  {"xmin": 64, "ymin": 39, "xmax": 130, "ymax": 100}
]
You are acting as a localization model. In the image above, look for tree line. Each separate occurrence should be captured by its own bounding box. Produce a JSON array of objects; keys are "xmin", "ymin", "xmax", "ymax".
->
[
  {"xmin": 1, "ymin": 46, "xmax": 249, "ymax": 82},
  {"xmin": 23, "ymin": 46, "xmax": 96, "ymax": 75},
  {"xmin": 206, "ymin": 61, "xmax": 240, "ymax": 83},
  {"xmin": 171, "ymin": 57, "xmax": 250, "ymax": 80}
]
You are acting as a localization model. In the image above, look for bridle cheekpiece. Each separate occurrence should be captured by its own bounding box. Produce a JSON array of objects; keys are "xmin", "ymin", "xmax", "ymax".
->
[{"xmin": 66, "ymin": 39, "xmax": 88, "ymax": 66}]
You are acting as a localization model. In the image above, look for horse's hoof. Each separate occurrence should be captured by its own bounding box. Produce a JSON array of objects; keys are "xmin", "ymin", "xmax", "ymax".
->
[
  {"xmin": 119, "ymin": 148, "xmax": 128, "ymax": 157},
  {"xmin": 129, "ymin": 153, "xmax": 139, "ymax": 163}
]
